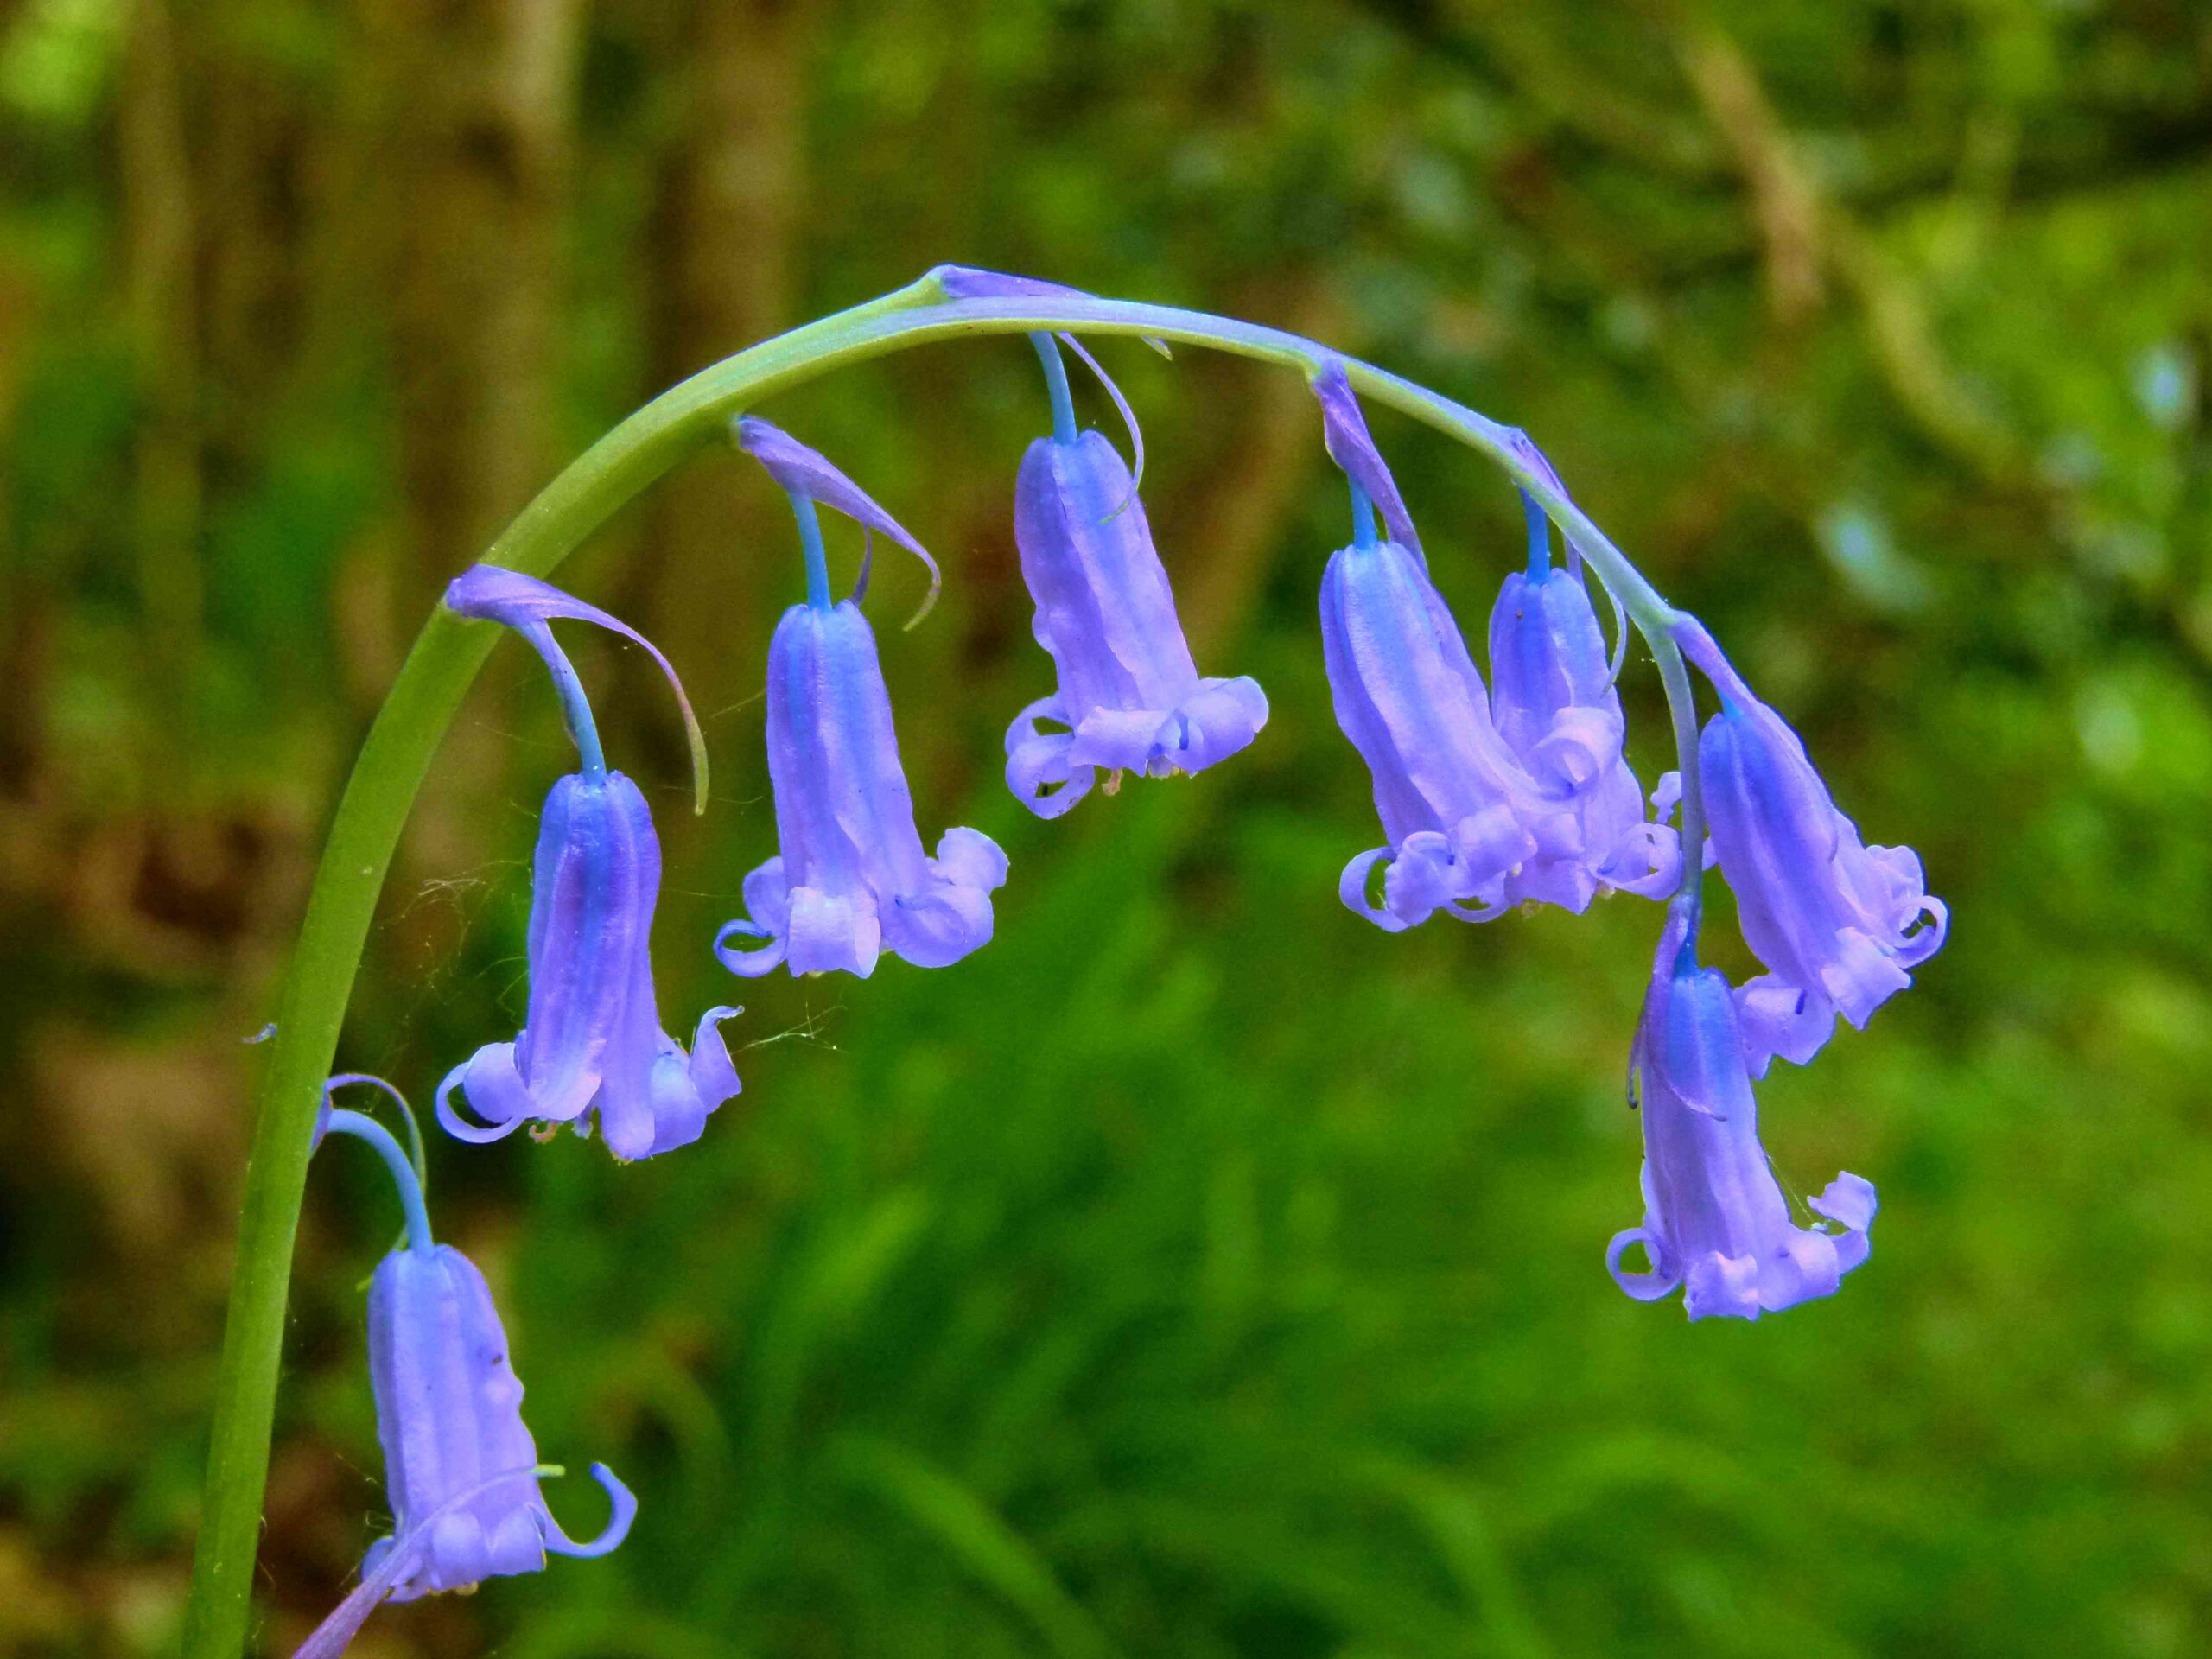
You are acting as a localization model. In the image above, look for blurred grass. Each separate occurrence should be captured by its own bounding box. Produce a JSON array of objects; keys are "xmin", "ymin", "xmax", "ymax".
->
[{"xmin": 3, "ymin": 0, "xmax": 2212, "ymax": 1655}]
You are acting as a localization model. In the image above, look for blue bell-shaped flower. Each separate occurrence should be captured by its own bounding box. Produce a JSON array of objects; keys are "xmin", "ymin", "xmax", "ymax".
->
[
  {"xmin": 1003, "ymin": 332, "xmax": 1267, "ymax": 817},
  {"xmin": 1485, "ymin": 492, "xmax": 1679, "ymax": 911},
  {"xmin": 1606, "ymin": 922, "xmax": 1878, "ymax": 1320},
  {"xmin": 297, "ymin": 1078, "xmax": 633, "ymax": 1656},
  {"xmin": 1672, "ymin": 618, "xmax": 1946, "ymax": 1075},
  {"xmin": 715, "ymin": 419, "xmax": 1007, "ymax": 978},
  {"xmin": 435, "ymin": 566, "xmax": 741, "ymax": 1159}
]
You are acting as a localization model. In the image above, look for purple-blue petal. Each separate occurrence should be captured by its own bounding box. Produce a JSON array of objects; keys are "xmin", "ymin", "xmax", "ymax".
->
[
  {"xmin": 1487, "ymin": 566, "xmax": 1680, "ymax": 908},
  {"xmin": 365, "ymin": 1243, "xmax": 620, "ymax": 1599}
]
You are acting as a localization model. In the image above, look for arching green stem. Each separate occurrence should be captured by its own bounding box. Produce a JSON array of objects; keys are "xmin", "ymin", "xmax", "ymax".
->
[{"xmin": 181, "ymin": 266, "xmax": 1696, "ymax": 1657}]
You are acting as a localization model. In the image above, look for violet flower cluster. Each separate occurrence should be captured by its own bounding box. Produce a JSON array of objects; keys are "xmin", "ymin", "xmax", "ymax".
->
[
  {"xmin": 293, "ymin": 266, "xmax": 1948, "ymax": 1651},
  {"xmin": 1302, "ymin": 357, "xmax": 1941, "ymax": 1322},
  {"xmin": 1314, "ymin": 365, "xmax": 1679, "ymax": 928}
]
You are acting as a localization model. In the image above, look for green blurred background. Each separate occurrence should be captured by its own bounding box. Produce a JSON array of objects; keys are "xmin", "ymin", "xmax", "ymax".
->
[{"xmin": 4, "ymin": 1, "xmax": 2210, "ymax": 1654}]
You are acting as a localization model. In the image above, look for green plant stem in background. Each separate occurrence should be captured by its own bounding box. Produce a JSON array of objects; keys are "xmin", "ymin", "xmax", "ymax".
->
[{"xmin": 179, "ymin": 268, "xmax": 1694, "ymax": 1658}]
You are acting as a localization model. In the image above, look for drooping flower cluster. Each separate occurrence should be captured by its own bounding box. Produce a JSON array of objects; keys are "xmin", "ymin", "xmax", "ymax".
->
[
  {"xmin": 293, "ymin": 267, "xmax": 1951, "ymax": 1651},
  {"xmin": 1300, "ymin": 359, "xmax": 1939, "ymax": 1322},
  {"xmin": 1313, "ymin": 364, "xmax": 1679, "ymax": 929}
]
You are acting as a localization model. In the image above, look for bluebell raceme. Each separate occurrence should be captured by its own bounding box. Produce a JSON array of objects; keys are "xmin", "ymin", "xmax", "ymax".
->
[{"xmin": 301, "ymin": 269, "xmax": 1953, "ymax": 1652}]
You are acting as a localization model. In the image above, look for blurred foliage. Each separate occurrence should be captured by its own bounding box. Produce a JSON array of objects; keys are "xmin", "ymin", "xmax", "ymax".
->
[{"xmin": 3, "ymin": 0, "xmax": 2210, "ymax": 1656}]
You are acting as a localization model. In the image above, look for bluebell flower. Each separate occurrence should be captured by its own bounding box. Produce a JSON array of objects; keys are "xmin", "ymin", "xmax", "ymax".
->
[
  {"xmin": 715, "ymin": 418, "xmax": 1006, "ymax": 978},
  {"xmin": 1486, "ymin": 492, "xmax": 1680, "ymax": 910},
  {"xmin": 435, "ymin": 566, "xmax": 741, "ymax": 1159},
  {"xmin": 1607, "ymin": 921, "xmax": 1878, "ymax": 1320},
  {"xmin": 1673, "ymin": 617, "xmax": 1948, "ymax": 1076},
  {"xmin": 1314, "ymin": 365, "xmax": 1590, "ymax": 930},
  {"xmin": 1003, "ymin": 332, "xmax": 1267, "ymax": 817},
  {"xmin": 300, "ymin": 1078, "xmax": 632, "ymax": 1656}
]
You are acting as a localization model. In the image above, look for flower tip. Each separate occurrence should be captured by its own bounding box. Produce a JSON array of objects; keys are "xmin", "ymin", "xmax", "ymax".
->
[
  {"xmin": 543, "ymin": 1461, "xmax": 637, "ymax": 1560},
  {"xmin": 901, "ymin": 574, "xmax": 942, "ymax": 632}
]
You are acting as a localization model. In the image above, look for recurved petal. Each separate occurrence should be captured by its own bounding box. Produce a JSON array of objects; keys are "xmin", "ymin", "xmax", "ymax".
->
[
  {"xmin": 1070, "ymin": 707, "xmax": 1175, "ymax": 774},
  {"xmin": 883, "ymin": 878, "xmax": 997, "ymax": 970},
  {"xmin": 1759, "ymin": 1228, "xmax": 1844, "ymax": 1313},
  {"xmin": 1682, "ymin": 1250, "xmax": 1764, "ymax": 1321},
  {"xmin": 1605, "ymin": 1226, "xmax": 1681, "ymax": 1301},
  {"xmin": 1809, "ymin": 1171, "xmax": 1878, "ymax": 1234},
  {"xmin": 1820, "ymin": 925, "xmax": 1916, "ymax": 1029},
  {"xmin": 1603, "ymin": 821, "xmax": 1684, "ymax": 899},
  {"xmin": 1382, "ymin": 830, "xmax": 1468, "ymax": 927},
  {"xmin": 1448, "ymin": 804, "xmax": 1538, "ymax": 893},
  {"xmin": 1337, "ymin": 847, "xmax": 1412, "ymax": 933},
  {"xmin": 1006, "ymin": 714, "xmax": 1093, "ymax": 820},
  {"xmin": 435, "ymin": 1046, "xmax": 535, "ymax": 1144},
  {"xmin": 932, "ymin": 825, "xmax": 1009, "ymax": 893},
  {"xmin": 1811, "ymin": 1173, "xmax": 1878, "ymax": 1274},
  {"xmin": 715, "ymin": 860, "xmax": 791, "ymax": 979},
  {"xmin": 1732, "ymin": 974, "xmax": 1838, "ymax": 1077},
  {"xmin": 1523, "ymin": 706, "xmax": 1622, "ymax": 794},
  {"xmin": 686, "ymin": 1006, "xmax": 744, "ymax": 1112},
  {"xmin": 1163, "ymin": 676, "xmax": 1268, "ymax": 776},
  {"xmin": 541, "ymin": 1464, "xmax": 638, "ymax": 1560}
]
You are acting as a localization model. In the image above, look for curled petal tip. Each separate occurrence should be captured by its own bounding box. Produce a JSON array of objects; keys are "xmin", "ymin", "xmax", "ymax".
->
[
  {"xmin": 543, "ymin": 1462, "xmax": 637, "ymax": 1560},
  {"xmin": 434, "ymin": 1059, "xmax": 526, "ymax": 1146}
]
